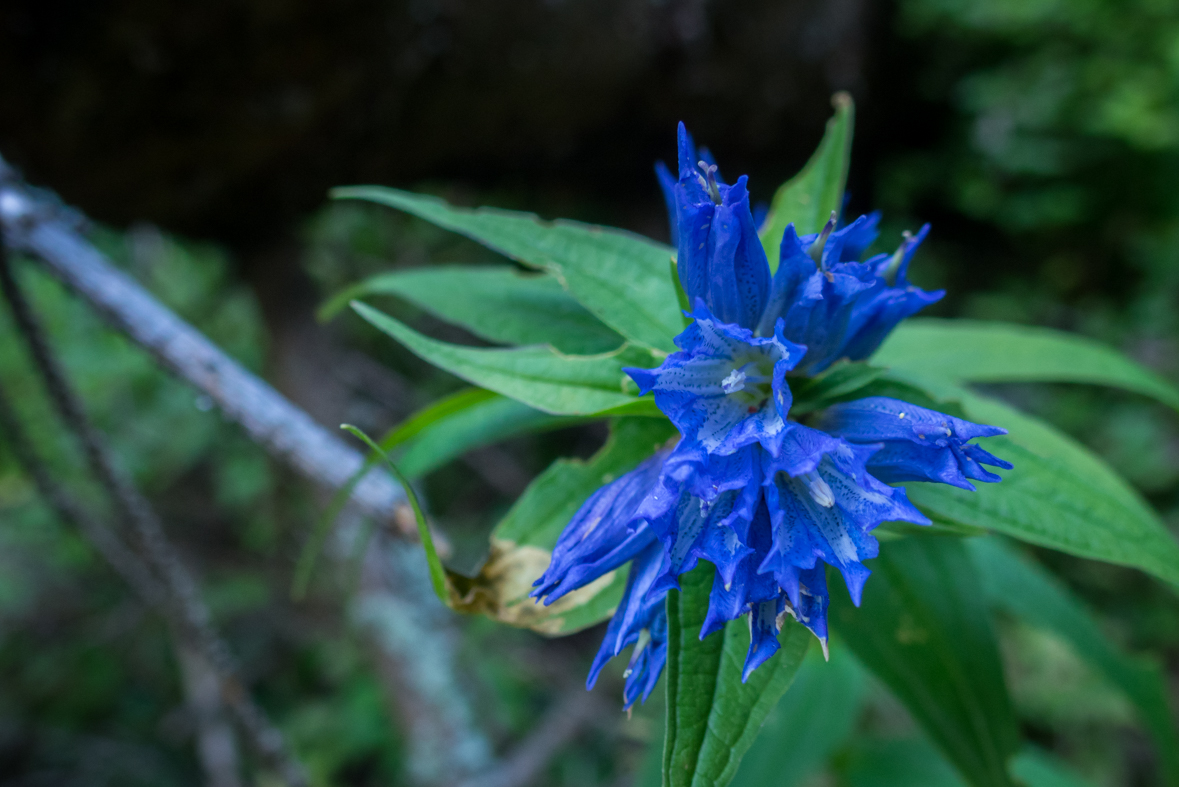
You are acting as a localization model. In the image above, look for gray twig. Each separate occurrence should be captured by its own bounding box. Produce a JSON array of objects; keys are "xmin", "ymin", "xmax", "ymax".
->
[
  {"xmin": 0, "ymin": 378, "xmax": 246, "ymax": 787},
  {"xmin": 0, "ymin": 156, "xmax": 407, "ymax": 525},
  {"xmin": 0, "ymin": 243, "xmax": 308, "ymax": 787},
  {"xmin": 0, "ymin": 377, "xmax": 166, "ymax": 607},
  {"xmin": 0, "ymin": 153, "xmax": 498, "ymax": 784}
]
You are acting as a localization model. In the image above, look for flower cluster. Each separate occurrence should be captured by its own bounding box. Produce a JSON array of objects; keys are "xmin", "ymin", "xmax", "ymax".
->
[{"xmin": 532, "ymin": 124, "xmax": 1011, "ymax": 707}]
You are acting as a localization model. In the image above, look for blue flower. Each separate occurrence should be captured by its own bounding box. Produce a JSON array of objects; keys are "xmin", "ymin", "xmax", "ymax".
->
[
  {"xmin": 666, "ymin": 123, "xmax": 770, "ymax": 330},
  {"xmin": 626, "ymin": 304, "xmax": 805, "ymax": 456},
  {"xmin": 816, "ymin": 396, "xmax": 1014, "ymax": 490},
  {"xmin": 533, "ymin": 124, "xmax": 1009, "ymax": 707}
]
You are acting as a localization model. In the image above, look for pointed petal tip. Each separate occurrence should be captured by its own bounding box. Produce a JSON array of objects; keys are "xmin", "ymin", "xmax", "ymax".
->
[
  {"xmin": 623, "ymin": 366, "xmax": 659, "ymax": 396},
  {"xmin": 820, "ymin": 637, "xmax": 830, "ymax": 662}
]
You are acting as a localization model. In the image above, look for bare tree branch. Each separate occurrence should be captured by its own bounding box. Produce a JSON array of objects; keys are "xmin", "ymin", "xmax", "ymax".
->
[
  {"xmin": 177, "ymin": 645, "xmax": 246, "ymax": 787},
  {"xmin": 0, "ymin": 153, "xmax": 496, "ymax": 784},
  {"xmin": 0, "ymin": 374, "xmax": 292, "ymax": 786},
  {"xmin": 0, "ymin": 155, "xmax": 407, "ymax": 526},
  {"xmin": 1, "ymin": 370, "xmax": 245, "ymax": 787}
]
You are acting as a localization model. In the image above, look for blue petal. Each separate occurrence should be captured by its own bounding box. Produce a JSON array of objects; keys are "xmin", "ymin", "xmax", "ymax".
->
[
  {"xmin": 701, "ymin": 176, "xmax": 771, "ymax": 329},
  {"xmin": 821, "ymin": 213, "xmax": 880, "ymax": 266},
  {"xmin": 622, "ymin": 606, "xmax": 668, "ymax": 708},
  {"xmin": 763, "ymin": 422, "xmax": 845, "ymax": 477},
  {"xmin": 695, "ymin": 513, "xmax": 757, "ymax": 591},
  {"xmin": 624, "ymin": 308, "xmax": 804, "ymax": 456},
  {"xmin": 587, "ymin": 540, "xmax": 669, "ymax": 691},
  {"xmin": 790, "ymin": 565, "xmax": 830, "ymax": 645},
  {"xmin": 675, "ymin": 196, "xmax": 716, "ymax": 305},
  {"xmin": 700, "ymin": 501, "xmax": 779, "ymax": 638},
  {"xmin": 757, "ymin": 219, "xmax": 941, "ymax": 371},
  {"xmin": 742, "ymin": 597, "xmax": 786, "ymax": 681},
  {"xmin": 757, "ymin": 224, "xmax": 814, "ymax": 337},
  {"xmin": 670, "ymin": 124, "xmax": 771, "ymax": 330},
  {"xmin": 832, "ymin": 212, "xmax": 881, "ymax": 262},
  {"xmin": 640, "ymin": 444, "xmax": 764, "ymax": 552},
  {"xmin": 676, "ymin": 122, "xmax": 709, "ymax": 196},
  {"xmin": 655, "ymin": 160, "xmax": 679, "ymax": 246},
  {"xmin": 817, "ymin": 396, "xmax": 1010, "ymax": 490},
  {"xmin": 763, "ymin": 431, "xmax": 929, "ymax": 606},
  {"xmin": 645, "ymin": 483, "xmax": 739, "ymax": 597},
  {"xmin": 838, "ymin": 225, "xmax": 943, "ymax": 360},
  {"xmin": 532, "ymin": 452, "xmax": 666, "ymax": 603}
]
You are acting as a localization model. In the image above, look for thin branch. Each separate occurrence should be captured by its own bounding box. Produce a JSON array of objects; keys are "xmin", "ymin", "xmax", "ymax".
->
[
  {"xmin": 0, "ymin": 155, "xmax": 407, "ymax": 525},
  {"xmin": 0, "ymin": 377, "xmax": 166, "ymax": 607},
  {"xmin": 0, "ymin": 376, "xmax": 245, "ymax": 787},
  {"xmin": 0, "ymin": 154, "xmax": 497, "ymax": 784},
  {"xmin": 0, "ymin": 244, "xmax": 308, "ymax": 787}
]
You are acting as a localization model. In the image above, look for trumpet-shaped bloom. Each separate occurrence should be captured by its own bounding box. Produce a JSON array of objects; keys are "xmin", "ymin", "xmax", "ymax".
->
[
  {"xmin": 625, "ymin": 304, "xmax": 805, "ymax": 456},
  {"xmin": 535, "ymin": 124, "xmax": 1009, "ymax": 707},
  {"xmin": 816, "ymin": 396, "xmax": 1014, "ymax": 490}
]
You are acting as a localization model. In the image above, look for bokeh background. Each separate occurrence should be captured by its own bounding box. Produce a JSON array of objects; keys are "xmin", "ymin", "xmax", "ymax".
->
[{"xmin": 0, "ymin": 1, "xmax": 1177, "ymax": 785}]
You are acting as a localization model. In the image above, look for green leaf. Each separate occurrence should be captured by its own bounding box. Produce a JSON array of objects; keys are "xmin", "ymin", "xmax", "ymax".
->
[
  {"xmin": 495, "ymin": 417, "xmax": 677, "ymax": 549},
  {"xmin": 789, "ymin": 361, "xmax": 887, "ymax": 416},
  {"xmin": 353, "ymin": 301, "xmax": 657, "ymax": 415},
  {"xmin": 968, "ymin": 537, "xmax": 1179, "ymax": 786},
  {"xmin": 759, "ymin": 92, "xmax": 854, "ymax": 267},
  {"xmin": 321, "ymin": 265, "xmax": 625, "ymax": 355},
  {"xmin": 874, "ymin": 319, "xmax": 1179, "ymax": 411},
  {"xmin": 332, "ymin": 186, "xmax": 682, "ymax": 352},
  {"xmin": 1009, "ymin": 748, "xmax": 1100, "ymax": 787},
  {"xmin": 887, "ymin": 373, "xmax": 1179, "ymax": 586},
  {"xmin": 397, "ymin": 393, "xmax": 578, "ymax": 480},
  {"xmin": 669, "ymin": 258, "xmax": 692, "ymax": 322},
  {"xmin": 844, "ymin": 743, "xmax": 1100, "ymax": 787},
  {"xmin": 291, "ymin": 388, "xmax": 502, "ymax": 599},
  {"xmin": 341, "ymin": 425, "xmax": 449, "ymax": 603},
  {"xmin": 448, "ymin": 417, "xmax": 677, "ymax": 636},
  {"xmin": 831, "ymin": 536, "xmax": 1019, "ymax": 787},
  {"xmin": 838, "ymin": 737, "xmax": 967, "ymax": 787},
  {"xmin": 664, "ymin": 562, "xmax": 812, "ymax": 787},
  {"xmin": 730, "ymin": 645, "xmax": 867, "ymax": 787}
]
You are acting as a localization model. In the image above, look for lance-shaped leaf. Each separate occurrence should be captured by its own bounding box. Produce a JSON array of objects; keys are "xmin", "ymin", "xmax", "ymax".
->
[
  {"xmin": 664, "ymin": 562, "xmax": 812, "ymax": 787},
  {"xmin": 837, "ymin": 742, "xmax": 1099, "ymax": 787},
  {"xmin": 788, "ymin": 361, "xmax": 887, "ymax": 416},
  {"xmin": 831, "ymin": 536, "xmax": 1020, "ymax": 787},
  {"xmin": 968, "ymin": 537, "xmax": 1179, "ymax": 786},
  {"xmin": 293, "ymin": 387, "xmax": 544, "ymax": 598},
  {"xmin": 1009, "ymin": 748, "xmax": 1101, "ymax": 787},
  {"xmin": 875, "ymin": 319, "xmax": 1179, "ymax": 411},
  {"xmin": 333, "ymin": 187, "xmax": 682, "ymax": 352},
  {"xmin": 838, "ymin": 737, "xmax": 968, "ymax": 787},
  {"xmin": 397, "ymin": 392, "xmax": 579, "ymax": 479},
  {"xmin": 449, "ymin": 417, "xmax": 677, "ymax": 636},
  {"xmin": 321, "ymin": 265, "xmax": 625, "ymax": 355},
  {"xmin": 759, "ymin": 92, "xmax": 854, "ymax": 267},
  {"xmin": 886, "ymin": 373, "xmax": 1179, "ymax": 587},
  {"xmin": 353, "ymin": 301, "xmax": 657, "ymax": 415},
  {"xmin": 730, "ymin": 646, "xmax": 867, "ymax": 787}
]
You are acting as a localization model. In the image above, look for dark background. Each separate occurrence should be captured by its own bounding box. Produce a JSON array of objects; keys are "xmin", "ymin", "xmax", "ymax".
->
[{"xmin": 1, "ymin": 1, "xmax": 1177, "ymax": 785}]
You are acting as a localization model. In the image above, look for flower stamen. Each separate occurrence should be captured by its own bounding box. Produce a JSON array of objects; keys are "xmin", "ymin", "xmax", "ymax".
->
[
  {"xmin": 807, "ymin": 211, "xmax": 839, "ymax": 268},
  {"xmin": 721, "ymin": 368, "xmax": 747, "ymax": 394},
  {"xmin": 801, "ymin": 470, "xmax": 835, "ymax": 507},
  {"xmin": 696, "ymin": 160, "xmax": 722, "ymax": 204},
  {"xmin": 883, "ymin": 230, "xmax": 915, "ymax": 285}
]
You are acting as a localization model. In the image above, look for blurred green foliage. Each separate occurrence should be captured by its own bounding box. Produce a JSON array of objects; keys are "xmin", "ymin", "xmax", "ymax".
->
[
  {"xmin": 1, "ymin": 1, "xmax": 1178, "ymax": 785},
  {"xmin": 0, "ymin": 231, "xmax": 412, "ymax": 785}
]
